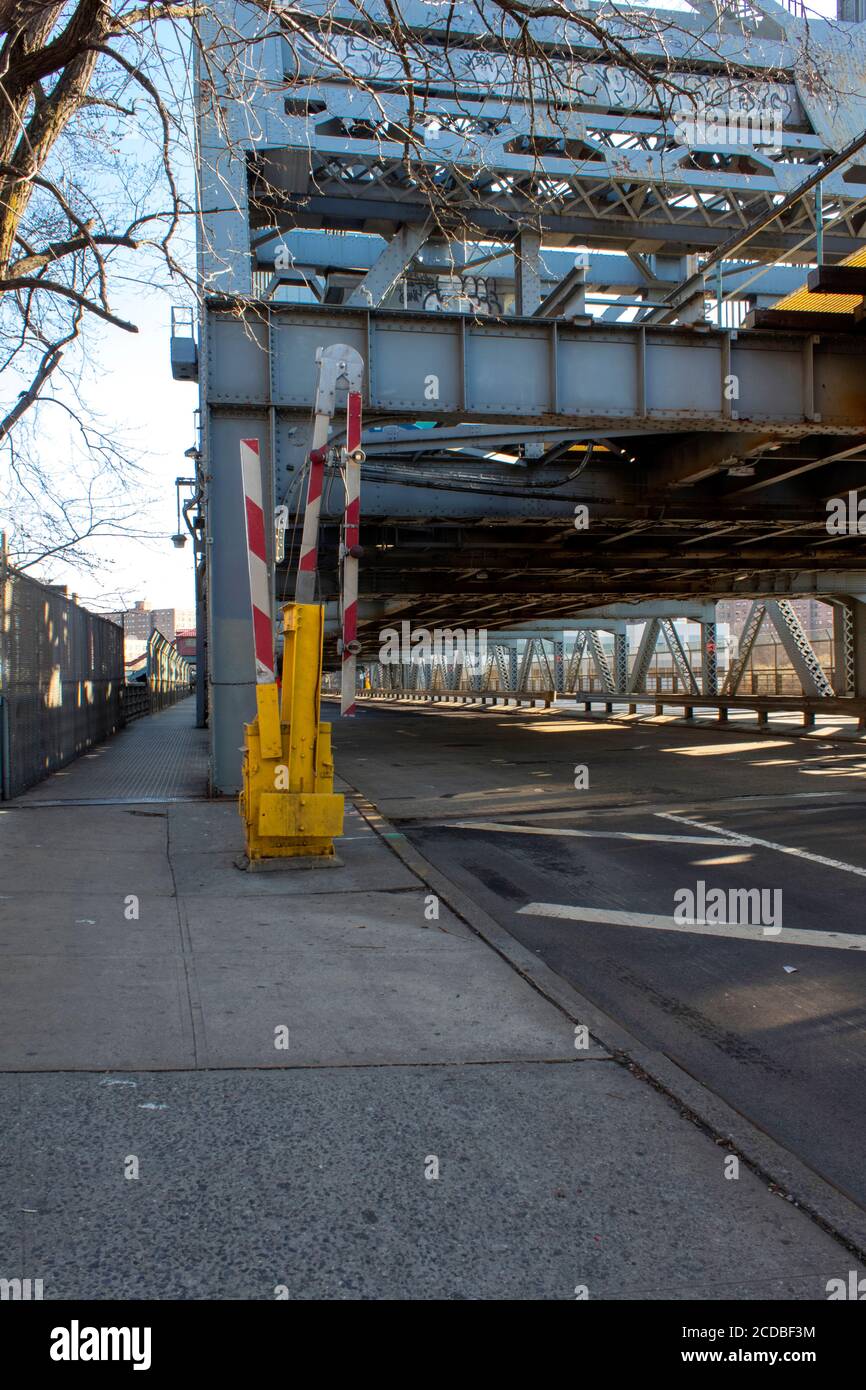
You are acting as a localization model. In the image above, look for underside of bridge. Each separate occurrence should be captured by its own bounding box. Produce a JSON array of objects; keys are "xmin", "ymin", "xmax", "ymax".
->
[
  {"xmin": 283, "ymin": 366, "xmax": 866, "ymax": 646},
  {"xmin": 204, "ymin": 302, "xmax": 866, "ymax": 653},
  {"xmin": 179, "ymin": 0, "xmax": 866, "ymax": 791}
]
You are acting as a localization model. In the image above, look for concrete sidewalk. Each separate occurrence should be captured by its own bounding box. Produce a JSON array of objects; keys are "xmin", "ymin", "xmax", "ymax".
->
[{"xmin": 0, "ymin": 709, "xmax": 863, "ymax": 1297}]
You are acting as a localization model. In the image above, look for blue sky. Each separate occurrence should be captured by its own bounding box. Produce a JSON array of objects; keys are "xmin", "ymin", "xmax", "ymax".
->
[{"xmin": 68, "ymin": 278, "xmax": 201, "ymax": 616}]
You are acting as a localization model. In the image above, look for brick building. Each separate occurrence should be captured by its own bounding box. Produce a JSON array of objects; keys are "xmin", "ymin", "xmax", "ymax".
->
[
  {"xmin": 104, "ymin": 600, "xmax": 196, "ymax": 645},
  {"xmin": 175, "ymin": 628, "xmax": 197, "ymax": 662}
]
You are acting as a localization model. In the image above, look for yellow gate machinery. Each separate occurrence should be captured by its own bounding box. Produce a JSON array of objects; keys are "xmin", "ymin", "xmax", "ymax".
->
[{"xmin": 237, "ymin": 346, "xmax": 365, "ymax": 864}]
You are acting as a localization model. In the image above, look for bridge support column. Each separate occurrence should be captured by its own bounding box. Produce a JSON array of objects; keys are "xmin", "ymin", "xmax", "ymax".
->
[
  {"xmin": 552, "ymin": 636, "xmax": 565, "ymax": 694},
  {"xmin": 847, "ymin": 599, "xmax": 866, "ymax": 697},
  {"xmin": 701, "ymin": 616, "xmax": 718, "ymax": 697},
  {"xmin": 515, "ymin": 230, "xmax": 542, "ymax": 316},
  {"xmin": 830, "ymin": 600, "xmax": 856, "ymax": 696},
  {"xmin": 613, "ymin": 632, "xmax": 628, "ymax": 694}
]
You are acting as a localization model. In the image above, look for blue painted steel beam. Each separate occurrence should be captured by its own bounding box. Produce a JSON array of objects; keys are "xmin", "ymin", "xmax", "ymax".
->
[{"xmin": 256, "ymin": 231, "xmax": 808, "ymax": 300}]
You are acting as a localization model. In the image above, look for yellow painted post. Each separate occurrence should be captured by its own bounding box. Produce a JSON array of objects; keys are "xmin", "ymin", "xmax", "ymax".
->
[
  {"xmin": 256, "ymin": 682, "xmax": 282, "ymax": 760},
  {"xmin": 239, "ymin": 602, "xmax": 343, "ymax": 863}
]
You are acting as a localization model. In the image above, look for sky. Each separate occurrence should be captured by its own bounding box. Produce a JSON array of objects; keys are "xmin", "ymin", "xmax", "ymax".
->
[
  {"xmin": 32, "ymin": 0, "xmax": 844, "ymax": 617},
  {"xmin": 48, "ymin": 275, "xmax": 201, "ymax": 618}
]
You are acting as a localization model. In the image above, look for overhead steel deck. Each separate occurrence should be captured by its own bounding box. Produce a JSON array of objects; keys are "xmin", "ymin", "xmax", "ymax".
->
[{"xmin": 247, "ymin": 0, "xmax": 866, "ymax": 258}]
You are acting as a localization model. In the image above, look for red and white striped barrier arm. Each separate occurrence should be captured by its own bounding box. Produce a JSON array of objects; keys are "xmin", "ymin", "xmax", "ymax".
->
[
  {"xmin": 340, "ymin": 389, "xmax": 363, "ymax": 717},
  {"xmin": 240, "ymin": 437, "xmax": 274, "ymax": 684},
  {"xmin": 288, "ymin": 345, "xmax": 364, "ymax": 712},
  {"xmin": 294, "ymin": 417, "xmax": 329, "ymax": 605},
  {"xmin": 295, "ymin": 345, "xmax": 365, "ymax": 612}
]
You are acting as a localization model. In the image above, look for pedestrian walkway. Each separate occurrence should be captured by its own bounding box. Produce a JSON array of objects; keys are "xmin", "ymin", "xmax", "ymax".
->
[
  {"xmin": 1, "ymin": 700, "xmax": 863, "ymax": 1298},
  {"xmin": 23, "ymin": 697, "xmax": 208, "ymax": 803}
]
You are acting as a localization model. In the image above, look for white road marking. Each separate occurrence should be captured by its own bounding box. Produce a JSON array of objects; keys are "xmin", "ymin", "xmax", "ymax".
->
[
  {"xmin": 518, "ymin": 902, "xmax": 866, "ymax": 951},
  {"xmin": 445, "ymin": 820, "xmax": 743, "ymax": 846},
  {"xmin": 656, "ymin": 811, "xmax": 866, "ymax": 880}
]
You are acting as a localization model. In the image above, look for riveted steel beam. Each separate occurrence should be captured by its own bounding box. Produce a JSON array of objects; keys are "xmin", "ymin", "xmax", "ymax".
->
[{"xmin": 206, "ymin": 304, "xmax": 866, "ymax": 435}]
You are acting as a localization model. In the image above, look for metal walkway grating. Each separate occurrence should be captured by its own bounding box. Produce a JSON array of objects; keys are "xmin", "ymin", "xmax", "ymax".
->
[{"xmin": 21, "ymin": 698, "xmax": 209, "ymax": 803}]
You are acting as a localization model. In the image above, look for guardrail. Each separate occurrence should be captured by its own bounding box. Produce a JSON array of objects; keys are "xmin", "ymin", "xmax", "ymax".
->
[
  {"xmin": 353, "ymin": 687, "xmax": 866, "ymax": 730},
  {"xmin": 571, "ymin": 691, "xmax": 866, "ymax": 732},
  {"xmin": 358, "ymin": 688, "xmax": 555, "ymax": 708},
  {"xmin": 120, "ymin": 683, "xmax": 151, "ymax": 723},
  {"xmin": 349, "ymin": 687, "xmax": 866, "ymax": 731},
  {"xmin": 120, "ymin": 681, "xmax": 192, "ymax": 723}
]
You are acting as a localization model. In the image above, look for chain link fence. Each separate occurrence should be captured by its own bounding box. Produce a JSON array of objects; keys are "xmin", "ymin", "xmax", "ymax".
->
[
  {"xmin": 570, "ymin": 635, "xmax": 837, "ymax": 696},
  {"xmin": 143, "ymin": 629, "xmax": 194, "ymax": 713},
  {"xmin": 0, "ymin": 557, "xmax": 125, "ymax": 798}
]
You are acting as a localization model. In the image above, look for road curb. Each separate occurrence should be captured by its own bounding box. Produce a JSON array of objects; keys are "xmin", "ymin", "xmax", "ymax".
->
[{"xmin": 344, "ymin": 780, "xmax": 866, "ymax": 1265}]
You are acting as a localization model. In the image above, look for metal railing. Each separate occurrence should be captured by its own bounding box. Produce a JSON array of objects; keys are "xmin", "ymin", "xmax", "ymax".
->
[
  {"xmin": 572, "ymin": 691, "xmax": 866, "ymax": 733},
  {"xmin": 120, "ymin": 683, "xmax": 151, "ymax": 723},
  {"xmin": 359, "ymin": 688, "xmax": 555, "ymax": 708},
  {"xmin": 145, "ymin": 629, "xmax": 193, "ymax": 712}
]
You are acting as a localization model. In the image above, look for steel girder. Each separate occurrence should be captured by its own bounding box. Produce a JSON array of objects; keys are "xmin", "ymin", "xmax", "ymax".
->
[
  {"xmin": 552, "ymin": 637, "xmax": 565, "ymax": 695},
  {"xmin": 516, "ymin": 638, "xmax": 535, "ymax": 691},
  {"xmin": 831, "ymin": 600, "xmax": 856, "ymax": 696},
  {"xmin": 850, "ymin": 597, "xmax": 866, "ymax": 698},
  {"xmin": 201, "ymin": 3, "xmax": 866, "ymax": 303},
  {"xmin": 566, "ymin": 632, "xmax": 589, "ymax": 690},
  {"xmin": 265, "ymin": 81, "xmax": 862, "ymax": 255},
  {"xmin": 242, "ymin": 2, "xmax": 866, "ymax": 258},
  {"xmin": 255, "ymin": 233, "xmax": 809, "ymax": 309},
  {"xmin": 701, "ymin": 621, "xmax": 719, "ymax": 697},
  {"xmin": 720, "ymin": 597, "xmax": 834, "ymax": 697},
  {"xmin": 493, "ymin": 643, "xmax": 512, "ymax": 691},
  {"xmin": 345, "ymin": 220, "xmax": 436, "ymax": 308},
  {"xmin": 629, "ymin": 618, "xmax": 663, "ymax": 692},
  {"xmin": 587, "ymin": 631, "xmax": 616, "ymax": 692},
  {"xmin": 767, "ymin": 599, "xmax": 834, "ymax": 698},
  {"xmin": 660, "ymin": 618, "xmax": 700, "ymax": 695},
  {"xmin": 722, "ymin": 600, "xmax": 767, "ymax": 695},
  {"xmin": 205, "ymin": 303, "xmax": 866, "ymax": 434},
  {"xmin": 613, "ymin": 631, "xmax": 629, "ymax": 694}
]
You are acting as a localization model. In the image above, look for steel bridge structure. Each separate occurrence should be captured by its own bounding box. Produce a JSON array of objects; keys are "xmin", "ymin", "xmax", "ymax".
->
[{"xmin": 174, "ymin": 0, "xmax": 866, "ymax": 791}]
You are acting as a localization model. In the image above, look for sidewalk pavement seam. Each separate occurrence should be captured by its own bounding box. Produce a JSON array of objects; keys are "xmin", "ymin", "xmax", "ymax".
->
[
  {"xmin": 339, "ymin": 778, "xmax": 866, "ymax": 1265},
  {"xmin": 166, "ymin": 809, "xmax": 207, "ymax": 1070},
  {"xmin": 0, "ymin": 1056, "xmax": 612, "ymax": 1075}
]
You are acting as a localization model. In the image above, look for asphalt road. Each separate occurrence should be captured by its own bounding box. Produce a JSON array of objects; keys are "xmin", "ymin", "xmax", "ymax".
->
[{"xmin": 333, "ymin": 702, "xmax": 866, "ymax": 1209}]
